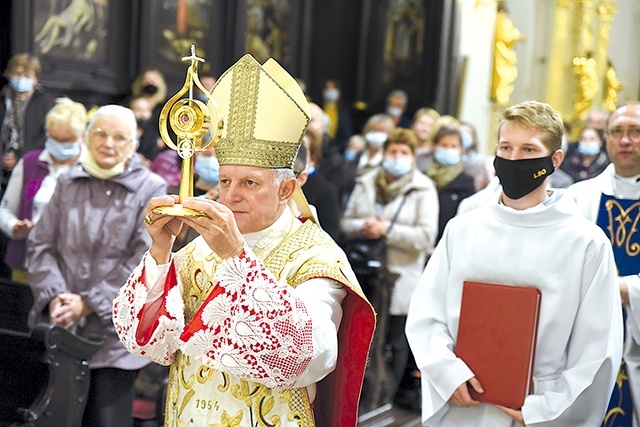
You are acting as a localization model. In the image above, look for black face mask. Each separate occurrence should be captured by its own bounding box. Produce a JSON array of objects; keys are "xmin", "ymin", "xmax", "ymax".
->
[
  {"xmin": 493, "ymin": 155, "xmax": 555, "ymax": 200},
  {"xmin": 141, "ymin": 84, "xmax": 158, "ymax": 95},
  {"xmin": 136, "ymin": 117, "xmax": 152, "ymax": 130}
]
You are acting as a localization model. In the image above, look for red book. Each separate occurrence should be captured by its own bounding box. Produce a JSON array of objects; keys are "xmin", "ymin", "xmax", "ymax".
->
[{"xmin": 455, "ymin": 281, "xmax": 542, "ymax": 408}]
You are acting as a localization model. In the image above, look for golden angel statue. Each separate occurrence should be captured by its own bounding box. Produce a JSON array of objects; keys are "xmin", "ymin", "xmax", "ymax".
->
[
  {"xmin": 604, "ymin": 60, "xmax": 623, "ymax": 112},
  {"xmin": 572, "ymin": 51, "xmax": 599, "ymax": 122},
  {"xmin": 490, "ymin": 2, "xmax": 526, "ymax": 106}
]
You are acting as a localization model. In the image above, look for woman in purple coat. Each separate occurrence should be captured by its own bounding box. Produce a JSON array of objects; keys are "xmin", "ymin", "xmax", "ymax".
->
[
  {"xmin": 0, "ymin": 97, "xmax": 85, "ymax": 283},
  {"xmin": 27, "ymin": 105, "xmax": 166, "ymax": 427}
]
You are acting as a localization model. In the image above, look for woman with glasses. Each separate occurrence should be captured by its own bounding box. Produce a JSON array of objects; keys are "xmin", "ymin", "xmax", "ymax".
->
[{"xmin": 26, "ymin": 105, "xmax": 166, "ymax": 427}]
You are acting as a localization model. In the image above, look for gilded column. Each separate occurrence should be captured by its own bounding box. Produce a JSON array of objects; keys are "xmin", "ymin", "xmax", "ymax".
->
[
  {"xmin": 594, "ymin": 0, "xmax": 618, "ymax": 108},
  {"xmin": 570, "ymin": 0, "xmax": 598, "ymax": 126},
  {"xmin": 574, "ymin": 0, "xmax": 597, "ymax": 54},
  {"xmin": 545, "ymin": 0, "xmax": 574, "ymax": 117}
]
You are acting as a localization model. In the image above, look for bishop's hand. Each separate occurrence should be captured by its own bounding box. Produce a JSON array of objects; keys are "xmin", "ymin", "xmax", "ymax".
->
[
  {"xmin": 181, "ymin": 197, "xmax": 244, "ymax": 260},
  {"xmin": 145, "ymin": 195, "xmax": 185, "ymax": 264}
]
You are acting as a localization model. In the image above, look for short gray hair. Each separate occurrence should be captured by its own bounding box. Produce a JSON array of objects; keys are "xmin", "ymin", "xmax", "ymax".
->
[
  {"xmin": 87, "ymin": 104, "xmax": 138, "ymax": 147},
  {"xmin": 273, "ymin": 168, "xmax": 294, "ymax": 185}
]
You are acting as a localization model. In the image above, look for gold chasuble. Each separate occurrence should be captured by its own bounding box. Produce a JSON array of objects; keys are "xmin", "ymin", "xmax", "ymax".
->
[
  {"xmin": 114, "ymin": 53, "xmax": 375, "ymax": 427},
  {"xmin": 162, "ymin": 213, "xmax": 374, "ymax": 426}
]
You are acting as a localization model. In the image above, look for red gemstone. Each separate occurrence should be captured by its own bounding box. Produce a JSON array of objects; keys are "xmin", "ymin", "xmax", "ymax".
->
[{"xmin": 181, "ymin": 113, "xmax": 190, "ymax": 124}]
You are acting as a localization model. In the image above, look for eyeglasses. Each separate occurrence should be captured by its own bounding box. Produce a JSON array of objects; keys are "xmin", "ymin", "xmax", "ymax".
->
[
  {"xmin": 606, "ymin": 127, "xmax": 640, "ymax": 141},
  {"xmin": 90, "ymin": 128, "xmax": 131, "ymax": 145}
]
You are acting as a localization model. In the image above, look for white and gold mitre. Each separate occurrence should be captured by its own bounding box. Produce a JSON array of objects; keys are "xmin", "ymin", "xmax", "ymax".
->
[{"xmin": 211, "ymin": 54, "xmax": 310, "ymax": 169}]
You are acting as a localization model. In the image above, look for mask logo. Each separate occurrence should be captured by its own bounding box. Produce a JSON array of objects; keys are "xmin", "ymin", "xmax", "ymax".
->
[{"xmin": 533, "ymin": 168, "xmax": 547, "ymax": 179}]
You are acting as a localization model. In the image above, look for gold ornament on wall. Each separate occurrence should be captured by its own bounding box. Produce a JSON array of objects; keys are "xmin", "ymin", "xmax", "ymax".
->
[
  {"xmin": 490, "ymin": 2, "xmax": 526, "ymax": 106},
  {"xmin": 604, "ymin": 59, "xmax": 623, "ymax": 112},
  {"xmin": 572, "ymin": 51, "xmax": 599, "ymax": 122}
]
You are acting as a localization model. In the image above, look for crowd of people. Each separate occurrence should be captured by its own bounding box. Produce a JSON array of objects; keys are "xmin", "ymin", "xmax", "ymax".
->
[{"xmin": 0, "ymin": 50, "xmax": 638, "ymax": 427}]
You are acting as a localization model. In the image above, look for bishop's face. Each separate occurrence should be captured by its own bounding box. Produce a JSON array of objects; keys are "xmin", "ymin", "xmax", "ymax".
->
[{"xmin": 217, "ymin": 165, "xmax": 293, "ymax": 234}]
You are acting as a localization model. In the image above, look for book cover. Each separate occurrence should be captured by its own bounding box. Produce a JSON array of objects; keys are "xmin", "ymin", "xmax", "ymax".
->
[{"xmin": 454, "ymin": 281, "xmax": 542, "ymax": 408}]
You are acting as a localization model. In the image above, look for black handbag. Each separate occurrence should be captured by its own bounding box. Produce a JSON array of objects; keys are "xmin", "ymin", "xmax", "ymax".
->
[
  {"xmin": 343, "ymin": 191, "xmax": 411, "ymax": 278},
  {"xmin": 343, "ymin": 236, "xmax": 388, "ymax": 277}
]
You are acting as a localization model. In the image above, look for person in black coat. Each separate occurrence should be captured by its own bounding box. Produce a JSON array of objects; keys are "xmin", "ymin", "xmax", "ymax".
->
[
  {"xmin": 295, "ymin": 127, "xmax": 342, "ymax": 242},
  {"xmin": 321, "ymin": 79, "xmax": 354, "ymax": 153},
  {"xmin": 0, "ymin": 53, "xmax": 55, "ymax": 193},
  {"xmin": 425, "ymin": 125, "xmax": 476, "ymax": 242},
  {"xmin": 0, "ymin": 53, "xmax": 54, "ymax": 281}
]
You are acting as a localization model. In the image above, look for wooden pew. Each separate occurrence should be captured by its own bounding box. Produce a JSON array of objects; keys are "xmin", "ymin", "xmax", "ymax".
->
[{"xmin": 0, "ymin": 280, "xmax": 102, "ymax": 427}]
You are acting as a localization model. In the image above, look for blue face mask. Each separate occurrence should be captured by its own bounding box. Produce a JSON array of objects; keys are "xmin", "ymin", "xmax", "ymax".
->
[
  {"xmin": 434, "ymin": 147, "xmax": 461, "ymax": 166},
  {"xmin": 577, "ymin": 140, "xmax": 601, "ymax": 156},
  {"xmin": 382, "ymin": 156, "xmax": 413, "ymax": 178},
  {"xmin": 10, "ymin": 76, "xmax": 35, "ymax": 93},
  {"xmin": 460, "ymin": 131, "xmax": 473, "ymax": 149},
  {"xmin": 343, "ymin": 150, "xmax": 357, "ymax": 162},
  {"xmin": 45, "ymin": 137, "xmax": 81, "ymax": 161},
  {"xmin": 195, "ymin": 155, "xmax": 220, "ymax": 186}
]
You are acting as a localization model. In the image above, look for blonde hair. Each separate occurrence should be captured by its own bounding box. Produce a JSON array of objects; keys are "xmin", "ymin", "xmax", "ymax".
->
[
  {"xmin": 412, "ymin": 107, "xmax": 440, "ymax": 125},
  {"xmin": 384, "ymin": 128, "xmax": 418, "ymax": 153},
  {"xmin": 46, "ymin": 97, "xmax": 87, "ymax": 136},
  {"xmin": 5, "ymin": 53, "xmax": 42, "ymax": 78},
  {"xmin": 500, "ymin": 100, "xmax": 563, "ymax": 152}
]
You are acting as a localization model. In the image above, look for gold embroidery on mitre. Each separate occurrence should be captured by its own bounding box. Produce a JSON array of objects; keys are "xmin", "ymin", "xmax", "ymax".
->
[{"xmin": 211, "ymin": 54, "xmax": 310, "ymax": 169}]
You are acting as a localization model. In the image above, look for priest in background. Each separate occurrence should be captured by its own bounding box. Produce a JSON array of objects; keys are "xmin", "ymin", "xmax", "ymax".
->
[{"xmin": 568, "ymin": 102, "xmax": 640, "ymax": 427}]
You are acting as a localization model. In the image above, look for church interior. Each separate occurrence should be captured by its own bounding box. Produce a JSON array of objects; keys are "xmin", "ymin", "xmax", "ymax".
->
[
  {"xmin": 0, "ymin": 0, "xmax": 638, "ymax": 426},
  {"xmin": 2, "ymin": 1, "xmax": 638, "ymax": 147}
]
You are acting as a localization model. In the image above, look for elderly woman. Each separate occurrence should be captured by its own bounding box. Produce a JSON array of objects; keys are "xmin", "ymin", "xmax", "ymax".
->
[
  {"xmin": 27, "ymin": 105, "xmax": 166, "ymax": 427},
  {"xmin": 341, "ymin": 128, "xmax": 439, "ymax": 409},
  {"xmin": 0, "ymin": 97, "xmax": 86, "ymax": 283}
]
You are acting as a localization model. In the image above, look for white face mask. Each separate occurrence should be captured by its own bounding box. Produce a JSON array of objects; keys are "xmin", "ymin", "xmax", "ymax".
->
[
  {"xmin": 364, "ymin": 131, "xmax": 387, "ymax": 149},
  {"xmin": 323, "ymin": 88, "xmax": 340, "ymax": 103},
  {"xmin": 386, "ymin": 106, "xmax": 403, "ymax": 118},
  {"xmin": 382, "ymin": 155, "xmax": 413, "ymax": 178}
]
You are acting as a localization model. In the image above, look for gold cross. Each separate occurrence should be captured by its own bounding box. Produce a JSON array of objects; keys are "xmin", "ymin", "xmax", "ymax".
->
[{"xmin": 181, "ymin": 45, "xmax": 205, "ymax": 68}]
